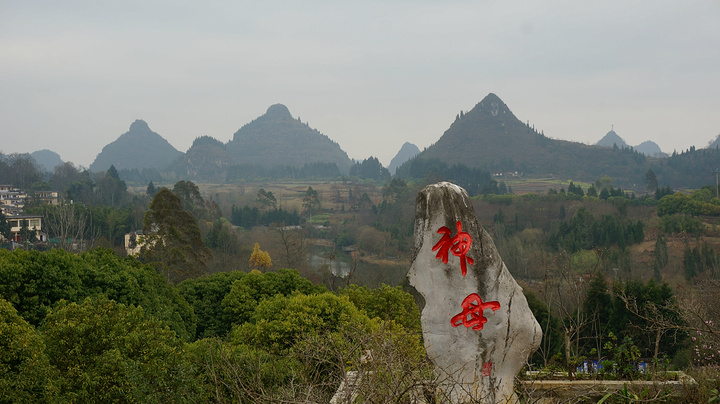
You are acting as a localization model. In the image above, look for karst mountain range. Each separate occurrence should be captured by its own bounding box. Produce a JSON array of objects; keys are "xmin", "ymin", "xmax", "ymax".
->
[{"xmin": 30, "ymin": 93, "xmax": 720, "ymax": 190}]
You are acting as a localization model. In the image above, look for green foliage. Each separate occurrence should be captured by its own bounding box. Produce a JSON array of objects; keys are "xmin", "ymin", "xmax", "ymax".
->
[
  {"xmin": 525, "ymin": 290, "xmax": 563, "ymax": 366},
  {"xmin": 683, "ymin": 242, "xmax": 719, "ymax": 280},
  {"xmin": 567, "ymin": 181, "xmax": 584, "ymax": 197},
  {"xmin": 340, "ymin": 284, "xmax": 421, "ymax": 333},
  {"xmin": 76, "ymin": 248, "xmax": 197, "ymax": 341},
  {"xmin": 350, "ymin": 156, "xmax": 391, "ymax": 181},
  {"xmin": 177, "ymin": 271, "xmax": 247, "ymax": 339},
  {"xmin": 645, "ymin": 169, "xmax": 658, "ymax": 192},
  {"xmin": 382, "ymin": 178, "xmax": 408, "ymax": 204},
  {"xmin": 600, "ymin": 333, "xmax": 642, "ymax": 380},
  {"xmin": 256, "ymin": 188, "xmax": 277, "ymax": 209},
  {"xmin": 41, "ymin": 296, "xmax": 200, "ymax": 403},
  {"xmin": 658, "ymin": 213, "xmax": 703, "ymax": 234},
  {"xmin": 395, "ymin": 158, "xmax": 496, "ymax": 196},
  {"xmin": 0, "ymin": 298, "xmax": 56, "ymax": 403},
  {"xmin": 0, "ymin": 248, "xmax": 196, "ymax": 341},
  {"xmin": 172, "ymin": 180, "xmax": 209, "ymax": 220},
  {"xmin": 94, "ymin": 165, "xmax": 128, "ymax": 206},
  {"xmin": 658, "ymin": 190, "xmax": 720, "ymax": 217},
  {"xmin": 222, "ymin": 268, "xmax": 326, "ymax": 325},
  {"xmin": 230, "ymin": 204, "xmax": 301, "ymax": 228},
  {"xmin": 302, "ymin": 186, "xmax": 322, "ymax": 216},
  {"xmin": 231, "ymin": 292, "xmax": 371, "ymax": 355},
  {"xmin": 146, "ymin": 181, "xmax": 157, "ymax": 197},
  {"xmin": 548, "ymin": 207, "xmax": 644, "ymax": 252}
]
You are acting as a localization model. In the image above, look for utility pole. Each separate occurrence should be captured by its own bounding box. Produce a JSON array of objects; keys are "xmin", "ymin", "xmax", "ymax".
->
[{"xmin": 712, "ymin": 168, "xmax": 720, "ymax": 199}]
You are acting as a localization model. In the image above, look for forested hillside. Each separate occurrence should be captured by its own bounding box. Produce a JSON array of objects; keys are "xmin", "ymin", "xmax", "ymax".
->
[
  {"xmin": 226, "ymin": 104, "xmax": 353, "ymax": 173},
  {"xmin": 89, "ymin": 120, "xmax": 183, "ymax": 172}
]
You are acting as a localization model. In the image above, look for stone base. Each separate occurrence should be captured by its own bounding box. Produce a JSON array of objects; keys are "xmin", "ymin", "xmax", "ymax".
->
[{"xmin": 519, "ymin": 372, "xmax": 698, "ymax": 403}]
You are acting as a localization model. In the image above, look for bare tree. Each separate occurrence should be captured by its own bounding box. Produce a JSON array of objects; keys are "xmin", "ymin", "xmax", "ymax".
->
[
  {"xmin": 273, "ymin": 225, "xmax": 309, "ymax": 271},
  {"xmin": 543, "ymin": 252, "xmax": 594, "ymax": 378},
  {"xmin": 43, "ymin": 203, "xmax": 94, "ymax": 252}
]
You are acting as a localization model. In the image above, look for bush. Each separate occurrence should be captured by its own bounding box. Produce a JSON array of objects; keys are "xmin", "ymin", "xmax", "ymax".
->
[
  {"xmin": 40, "ymin": 296, "xmax": 201, "ymax": 403},
  {"xmin": 0, "ymin": 298, "xmax": 56, "ymax": 403}
]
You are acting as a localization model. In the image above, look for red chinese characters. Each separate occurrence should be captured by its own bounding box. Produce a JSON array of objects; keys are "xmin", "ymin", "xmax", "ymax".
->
[
  {"xmin": 432, "ymin": 221, "xmax": 474, "ymax": 276},
  {"xmin": 450, "ymin": 293, "xmax": 501, "ymax": 331},
  {"xmin": 482, "ymin": 362, "xmax": 493, "ymax": 377}
]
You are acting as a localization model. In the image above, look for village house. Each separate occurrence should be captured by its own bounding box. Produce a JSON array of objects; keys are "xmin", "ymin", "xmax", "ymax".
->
[
  {"xmin": 124, "ymin": 231, "xmax": 148, "ymax": 256},
  {"xmin": 6, "ymin": 214, "xmax": 46, "ymax": 243},
  {"xmin": 0, "ymin": 184, "xmax": 26, "ymax": 216}
]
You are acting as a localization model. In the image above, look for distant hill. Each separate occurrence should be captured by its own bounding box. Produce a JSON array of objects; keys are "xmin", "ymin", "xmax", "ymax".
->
[
  {"xmin": 388, "ymin": 142, "xmax": 420, "ymax": 175},
  {"xmin": 596, "ymin": 130, "xmax": 628, "ymax": 148},
  {"xmin": 170, "ymin": 136, "xmax": 233, "ymax": 183},
  {"xmin": 596, "ymin": 131, "xmax": 665, "ymax": 157},
  {"xmin": 226, "ymin": 104, "xmax": 352, "ymax": 173},
  {"xmin": 400, "ymin": 93, "xmax": 651, "ymax": 188},
  {"xmin": 31, "ymin": 149, "xmax": 63, "ymax": 172},
  {"xmin": 89, "ymin": 120, "xmax": 183, "ymax": 172},
  {"xmin": 706, "ymin": 134, "xmax": 720, "ymax": 149},
  {"xmin": 634, "ymin": 140, "xmax": 665, "ymax": 157}
]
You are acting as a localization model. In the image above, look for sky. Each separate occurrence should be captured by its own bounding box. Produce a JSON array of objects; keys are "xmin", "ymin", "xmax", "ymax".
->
[{"xmin": 1, "ymin": 1, "xmax": 719, "ymax": 168}]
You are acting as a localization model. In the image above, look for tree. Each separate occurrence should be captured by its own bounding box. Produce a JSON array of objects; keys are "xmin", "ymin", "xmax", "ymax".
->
[
  {"xmin": 273, "ymin": 225, "xmax": 308, "ymax": 271},
  {"xmin": 172, "ymin": 180, "xmax": 208, "ymax": 220},
  {"xmin": 581, "ymin": 273, "xmax": 613, "ymax": 363},
  {"xmin": 231, "ymin": 292, "xmax": 372, "ymax": 355},
  {"xmin": 41, "ymin": 296, "xmax": 201, "ymax": 402},
  {"xmin": 256, "ymin": 188, "xmax": 277, "ymax": 210},
  {"xmin": 146, "ymin": 181, "xmax": 157, "ymax": 197},
  {"xmin": 141, "ymin": 188, "xmax": 212, "ymax": 283},
  {"xmin": 381, "ymin": 178, "xmax": 408, "ymax": 205},
  {"xmin": 0, "ymin": 298, "xmax": 56, "ymax": 403},
  {"xmin": 0, "ymin": 248, "xmax": 197, "ymax": 340},
  {"xmin": 586, "ymin": 184, "xmax": 598, "ymax": 197},
  {"xmin": 653, "ymin": 235, "xmax": 668, "ymax": 281},
  {"xmin": 645, "ymin": 169, "xmax": 658, "ymax": 193},
  {"xmin": 95, "ymin": 165, "xmax": 128, "ymax": 206},
  {"xmin": 19, "ymin": 218, "xmax": 38, "ymax": 244},
  {"xmin": 42, "ymin": 202, "xmax": 92, "ymax": 252},
  {"xmin": 177, "ymin": 271, "xmax": 247, "ymax": 339},
  {"xmin": 0, "ymin": 211, "xmax": 12, "ymax": 242},
  {"xmin": 350, "ymin": 156, "xmax": 391, "ymax": 181},
  {"xmin": 248, "ymin": 242, "xmax": 272, "ymax": 270},
  {"xmin": 221, "ymin": 268, "xmax": 325, "ymax": 325},
  {"xmin": 302, "ymin": 186, "xmax": 321, "ymax": 216},
  {"xmin": 340, "ymin": 284, "xmax": 421, "ymax": 333}
]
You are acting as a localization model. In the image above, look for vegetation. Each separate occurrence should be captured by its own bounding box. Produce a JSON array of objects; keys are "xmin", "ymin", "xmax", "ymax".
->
[
  {"xmin": 4, "ymin": 139, "xmax": 720, "ymax": 400},
  {"xmin": 0, "ymin": 250, "xmax": 424, "ymax": 402}
]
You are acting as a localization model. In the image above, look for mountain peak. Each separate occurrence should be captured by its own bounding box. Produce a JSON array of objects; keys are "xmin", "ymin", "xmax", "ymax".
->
[
  {"xmin": 89, "ymin": 120, "xmax": 182, "ymax": 172},
  {"xmin": 228, "ymin": 105, "xmax": 352, "ymax": 172},
  {"xmin": 265, "ymin": 104, "xmax": 292, "ymax": 119},
  {"xmin": 596, "ymin": 129, "xmax": 628, "ymax": 148},
  {"xmin": 129, "ymin": 119, "xmax": 150, "ymax": 132},
  {"xmin": 474, "ymin": 93, "xmax": 511, "ymax": 117},
  {"xmin": 634, "ymin": 140, "xmax": 664, "ymax": 157},
  {"xmin": 388, "ymin": 142, "xmax": 421, "ymax": 175}
]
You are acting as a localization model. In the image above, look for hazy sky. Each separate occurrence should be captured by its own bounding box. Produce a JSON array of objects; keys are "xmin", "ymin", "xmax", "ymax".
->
[{"xmin": 2, "ymin": 1, "xmax": 719, "ymax": 168}]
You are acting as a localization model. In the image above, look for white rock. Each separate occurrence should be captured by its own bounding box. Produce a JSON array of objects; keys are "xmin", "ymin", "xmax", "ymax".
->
[{"xmin": 408, "ymin": 182, "xmax": 542, "ymax": 403}]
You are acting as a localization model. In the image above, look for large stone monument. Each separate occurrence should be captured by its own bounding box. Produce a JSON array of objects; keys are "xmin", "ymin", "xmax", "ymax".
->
[{"xmin": 408, "ymin": 182, "xmax": 542, "ymax": 403}]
